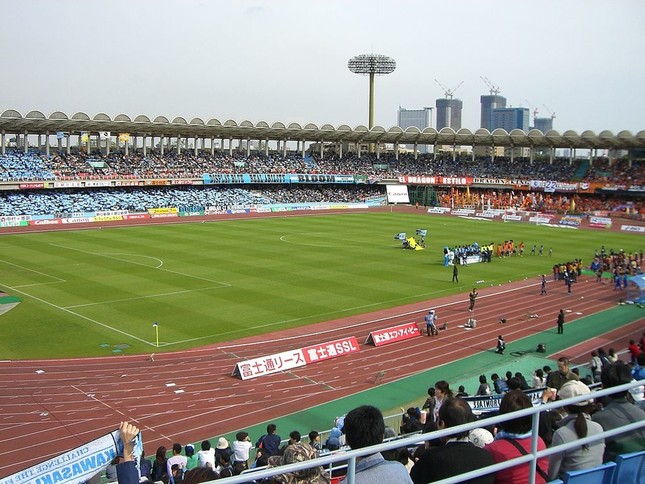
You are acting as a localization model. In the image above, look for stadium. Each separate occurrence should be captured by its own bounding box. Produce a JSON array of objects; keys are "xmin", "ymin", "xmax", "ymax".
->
[
  {"xmin": 1, "ymin": 110, "xmax": 644, "ymax": 483},
  {"xmin": 2, "ymin": 3, "xmax": 645, "ymax": 483}
]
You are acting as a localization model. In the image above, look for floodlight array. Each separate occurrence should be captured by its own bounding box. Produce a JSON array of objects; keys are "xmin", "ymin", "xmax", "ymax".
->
[{"xmin": 347, "ymin": 54, "xmax": 396, "ymax": 75}]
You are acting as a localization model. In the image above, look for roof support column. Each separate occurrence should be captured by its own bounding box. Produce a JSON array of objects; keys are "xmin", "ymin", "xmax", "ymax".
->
[
  {"xmin": 143, "ymin": 136, "xmax": 148, "ymax": 156},
  {"xmin": 210, "ymin": 137, "xmax": 214, "ymax": 156},
  {"xmin": 106, "ymin": 134, "xmax": 110, "ymax": 156},
  {"xmin": 549, "ymin": 147, "xmax": 554, "ymax": 164},
  {"xmin": 228, "ymin": 137, "xmax": 233, "ymax": 156},
  {"xmin": 589, "ymin": 148, "xmax": 594, "ymax": 167},
  {"xmin": 319, "ymin": 141, "xmax": 323, "ymax": 159},
  {"xmin": 452, "ymin": 144, "xmax": 456, "ymax": 162},
  {"xmin": 177, "ymin": 135, "xmax": 181, "ymax": 155},
  {"xmin": 45, "ymin": 132, "xmax": 50, "ymax": 157},
  {"xmin": 510, "ymin": 145, "xmax": 515, "ymax": 164},
  {"xmin": 246, "ymin": 138, "xmax": 251, "ymax": 157},
  {"xmin": 356, "ymin": 141, "xmax": 361, "ymax": 159},
  {"xmin": 65, "ymin": 134, "xmax": 70, "ymax": 155},
  {"xmin": 1, "ymin": 131, "xmax": 5, "ymax": 156},
  {"xmin": 300, "ymin": 140, "xmax": 305, "ymax": 158},
  {"xmin": 471, "ymin": 145, "xmax": 475, "ymax": 162},
  {"xmin": 529, "ymin": 146, "xmax": 534, "ymax": 164},
  {"xmin": 194, "ymin": 137, "xmax": 198, "ymax": 157},
  {"xmin": 414, "ymin": 142, "xmax": 418, "ymax": 160},
  {"xmin": 376, "ymin": 141, "xmax": 380, "ymax": 160},
  {"xmin": 569, "ymin": 148, "xmax": 574, "ymax": 165},
  {"xmin": 338, "ymin": 142, "xmax": 343, "ymax": 159},
  {"xmin": 124, "ymin": 136, "xmax": 129, "ymax": 156},
  {"xmin": 394, "ymin": 142, "xmax": 399, "ymax": 161},
  {"xmin": 160, "ymin": 135, "xmax": 165, "ymax": 156},
  {"xmin": 265, "ymin": 139, "xmax": 269, "ymax": 157},
  {"xmin": 282, "ymin": 139, "xmax": 287, "ymax": 158},
  {"xmin": 24, "ymin": 130, "xmax": 28, "ymax": 154},
  {"xmin": 57, "ymin": 134, "xmax": 63, "ymax": 154},
  {"xmin": 491, "ymin": 145, "xmax": 495, "ymax": 163},
  {"xmin": 37, "ymin": 134, "xmax": 42, "ymax": 152}
]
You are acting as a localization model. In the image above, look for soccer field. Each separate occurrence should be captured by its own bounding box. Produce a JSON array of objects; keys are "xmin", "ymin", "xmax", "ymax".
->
[{"xmin": 0, "ymin": 212, "xmax": 640, "ymax": 359}]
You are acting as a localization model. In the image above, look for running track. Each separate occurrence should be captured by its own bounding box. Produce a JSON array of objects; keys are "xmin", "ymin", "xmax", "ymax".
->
[{"xmin": 1, "ymin": 274, "xmax": 642, "ymax": 478}]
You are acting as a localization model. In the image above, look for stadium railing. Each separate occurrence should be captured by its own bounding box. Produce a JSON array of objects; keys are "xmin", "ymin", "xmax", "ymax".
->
[{"xmin": 208, "ymin": 379, "xmax": 645, "ymax": 483}]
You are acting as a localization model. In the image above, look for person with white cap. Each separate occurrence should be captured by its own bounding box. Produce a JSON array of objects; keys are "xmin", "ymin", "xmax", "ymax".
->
[
  {"xmin": 548, "ymin": 380, "xmax": 605, "ymax": 480},
  {"xmin": 214, "ymin": 437, "xmax": 232, "ymax": 470}
]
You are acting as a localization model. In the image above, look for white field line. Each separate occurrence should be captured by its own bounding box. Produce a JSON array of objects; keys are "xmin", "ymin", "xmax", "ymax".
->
[
  {"xmin": 48, "ymin": 243, "xmax": 231, "ymax": 286},
  {"xmin": 64, "ymin": 286, "xmax": 225, "ymax": 309},
  {"xmin": 0, "ymin": 259, "xmax": 66, "ymax": 283},
  {"xmin": 0, "ymin": 281, "xmax": 151, "ymax": 344}
]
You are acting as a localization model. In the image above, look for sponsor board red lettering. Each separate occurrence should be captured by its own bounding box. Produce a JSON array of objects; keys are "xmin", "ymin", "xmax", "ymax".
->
[
  {"xmin": 367, "ymin": 322, "xmax": 420, "ymax": 347},
  {"xmin": 302, "ymin": 337, "xmax": 360, "ymax": 364},
  {"xmin": 31, "ymin": 219, "xmax": 62, "ymax": 225},
  {"xmin": 124, "ymin": 213, "xmax": 150, "ymax": 220}
]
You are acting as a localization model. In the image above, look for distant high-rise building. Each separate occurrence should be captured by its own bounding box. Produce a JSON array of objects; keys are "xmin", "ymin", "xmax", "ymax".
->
[
  {"xmin": 534, "ymin": 117, "xmax": 553, "ymax": 133},
  {"xmin": 491, "ymin": 107, "xmax": 530, "ymax": 132},
  {"xmin": 480, "ymin": 95, "xmax": 506, "ymax": 130},
  {"xmin": 397, "ymin": 107, "xmax": 433, "ymax": 153},
  {"xmin": 436, "ymin": 98, "xmax": 463, "ymax": 130}
]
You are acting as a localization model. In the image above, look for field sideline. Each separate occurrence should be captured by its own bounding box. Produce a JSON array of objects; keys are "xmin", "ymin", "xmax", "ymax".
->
[{"xmin": 0, "ymin": 211, "xmax": 641, "ymax": 359}]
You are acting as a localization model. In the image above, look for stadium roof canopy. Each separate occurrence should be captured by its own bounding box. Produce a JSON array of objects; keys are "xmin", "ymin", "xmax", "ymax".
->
[{"xmin": 1, "ymin": 109, "xmax": 645, "ymax": 149}]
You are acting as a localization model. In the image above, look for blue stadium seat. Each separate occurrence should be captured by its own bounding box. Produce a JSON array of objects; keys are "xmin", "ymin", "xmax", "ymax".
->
[
  {"xmin": 562, "ymin": 461, "xmax": 616, "ymax": 484},
  {"xmin": 612, "ymin": 450, "xmax": 645, "ymax": 484}
]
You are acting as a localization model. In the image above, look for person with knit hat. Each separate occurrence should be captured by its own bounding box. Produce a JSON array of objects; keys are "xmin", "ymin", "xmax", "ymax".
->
[
  {"xmin": 548, "ymin": 380, "xmax": 605, "ymax": 480},
  {"xmin": 268, "ymin": 441, "xmax": 330, "ymax": 483}
]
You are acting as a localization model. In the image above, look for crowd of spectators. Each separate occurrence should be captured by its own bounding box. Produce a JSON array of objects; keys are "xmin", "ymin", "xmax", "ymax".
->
[
  {"xmin": 0, "ymin": 185, "xmax": 384, "ymax": 217},
  {"xmin": 0, "ymin": 150, "xmax": 642, "ymax": 217},
  {"xmin": 105, "ymin": 351, "xmax": 644, "ymax": 483},
  {"xmin": 1, "ymin": 149, "xmax": 643, "ymax": 185}
]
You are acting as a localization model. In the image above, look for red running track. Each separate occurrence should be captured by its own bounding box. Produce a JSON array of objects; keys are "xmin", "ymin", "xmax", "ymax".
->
[{"xmin": 0, "ymin": 275, "xmax": 641, "ymax": 478}]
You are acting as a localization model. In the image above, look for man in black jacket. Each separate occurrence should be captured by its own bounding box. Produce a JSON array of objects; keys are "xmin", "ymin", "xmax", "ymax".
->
[{"xmin": 410, "ymin": 398, "xmax": 494, "ymax": 483}]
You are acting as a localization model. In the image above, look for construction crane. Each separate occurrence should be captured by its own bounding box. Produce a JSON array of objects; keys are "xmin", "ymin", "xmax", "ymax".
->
[
  {"xmin": 434, "ymin": 79, "xmax": 464, "ymax": 99},
  {"xmin": 524, "ymin": 99, "xmax": 539, "ymax": 121},
  {"xmin": 542, "ymin": 104, "xmax": 557, "ymax": 119},
  {"xmin": 480, "ymin": 76, "xmax": 501, "ymax": 95}
]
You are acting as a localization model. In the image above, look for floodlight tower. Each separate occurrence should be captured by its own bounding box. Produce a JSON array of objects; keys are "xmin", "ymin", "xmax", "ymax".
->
[{"xmin": 348, "ymin": 54, "xmax": 396, "ymax": 130}]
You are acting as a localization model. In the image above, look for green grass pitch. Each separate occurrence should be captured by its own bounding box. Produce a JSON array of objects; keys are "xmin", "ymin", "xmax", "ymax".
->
[{"xmin": 0, "ymin": 212, "xmax": 639, "ymax": 359}]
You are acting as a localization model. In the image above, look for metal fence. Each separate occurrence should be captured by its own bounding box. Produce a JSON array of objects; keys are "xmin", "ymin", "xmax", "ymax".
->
[{"xmin": 208, "ymin": 378, "xmax": 644, "ymax": 484}]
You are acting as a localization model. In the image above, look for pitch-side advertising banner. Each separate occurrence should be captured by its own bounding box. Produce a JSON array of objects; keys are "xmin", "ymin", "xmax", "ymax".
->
[{"xmin": 232, "ymin": 336, "xmax": 360, "ymax": 380}]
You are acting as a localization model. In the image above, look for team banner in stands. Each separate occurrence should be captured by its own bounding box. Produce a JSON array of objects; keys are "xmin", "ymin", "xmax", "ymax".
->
[
  {"xmin": 365, "ymin": 322, "xmax": 420, "ymax": 346},
  {"xmin": 463, "ymin": 388, "xmax": 546, "ymax": 415},
  {"xmin": 232, "ymin": 336, "xmax": 360, "ymax": 380},
  {"xmin": 397, "ymin": 175, "xmax": 472, "ymax": 186},
  {"xmin": 202, "ymin": 173, "xmax": 358, "ymax": 185},
  {"xmin": 0, "ymin": 429, "xmax": 142, "ymax": 484}
]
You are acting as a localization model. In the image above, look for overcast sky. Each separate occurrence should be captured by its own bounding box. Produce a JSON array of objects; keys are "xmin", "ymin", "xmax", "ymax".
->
[{"xmin": 1, "ymin": 0, "xmax": 643, "ymax": 134}]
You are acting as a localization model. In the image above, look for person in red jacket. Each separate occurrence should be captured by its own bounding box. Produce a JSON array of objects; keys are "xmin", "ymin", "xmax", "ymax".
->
[
  {"xmin": 628, "ymin": 339, "xmax": 641, "ymax": 364},
  {"xmin": 484, "ymin": 390, "xmax": 549, "ymax": 483}
]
